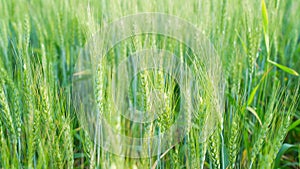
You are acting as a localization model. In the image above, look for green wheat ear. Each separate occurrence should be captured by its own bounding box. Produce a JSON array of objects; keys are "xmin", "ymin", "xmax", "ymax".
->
[
  {"xmin": 0, "ymin": 71, "xmax": 17, "ymax": 155},
  {"xmin": 209, "ymin": 126, "xmax": 221, "ymax": 169}
]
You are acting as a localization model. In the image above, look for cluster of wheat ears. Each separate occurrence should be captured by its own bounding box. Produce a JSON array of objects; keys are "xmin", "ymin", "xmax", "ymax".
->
[{"xmin": 0, "ymin": 0, "xmax": 299, "ymax": 168}]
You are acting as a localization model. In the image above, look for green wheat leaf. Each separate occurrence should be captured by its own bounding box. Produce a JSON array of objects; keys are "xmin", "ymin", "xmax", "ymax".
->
[
  {"xmin": 268, "ymin": 60, "xmax": 299, "ymax": 76},
  {"xmin": 288, "ymin": 119, "xmax": 300, "ymax": 131},
  {"xmin": 274, "ymin": 143, "xmax": 297, "ymax": 168},
  {"xmin": 262, "ymin": 0, "xmax": 268, "ymax": 34},
  {"xmin": 247, "ymin": 107, "xmax": 262, "ymax": 126},
  {"xmin": 262, "ymin": 0, "xmax": 269, "ymax": 54}
]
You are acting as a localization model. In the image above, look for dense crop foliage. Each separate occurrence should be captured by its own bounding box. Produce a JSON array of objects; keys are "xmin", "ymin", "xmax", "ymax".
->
[{"xmin": 0, "ymin": 0, "xmax": 299, "ymax": 168}]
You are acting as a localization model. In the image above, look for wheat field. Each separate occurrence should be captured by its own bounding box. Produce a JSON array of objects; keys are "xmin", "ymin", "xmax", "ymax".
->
[{"xmin": 0, "ymin": 0, "xmax": 299, "ymax": 168}]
